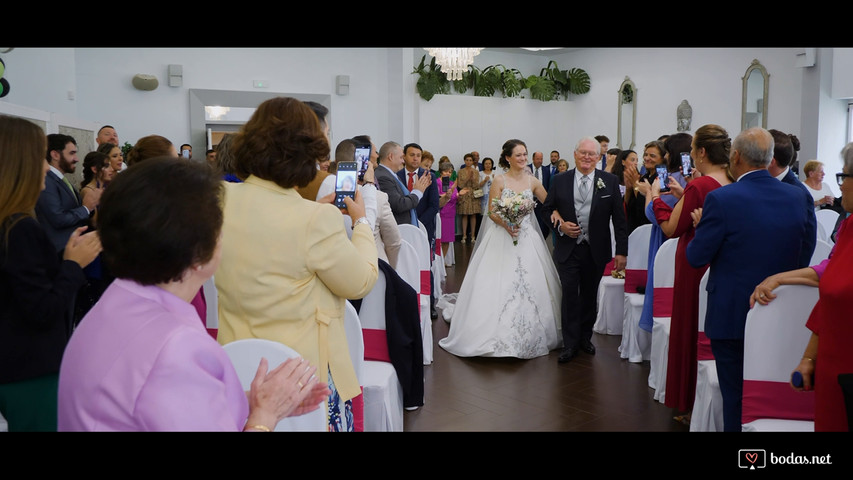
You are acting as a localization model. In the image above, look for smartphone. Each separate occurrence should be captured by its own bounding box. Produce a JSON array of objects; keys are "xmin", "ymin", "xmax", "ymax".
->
[
  {"xmin": 441, "ymin": 176, "xmax": 450, "ymax": 190},
  {"xmin": 181, "ymin": 149, "xmax": 190, "ymax": 159},
  {"xmin": 354, "ymin": 144, "xmax": 371, "ymax": 181},
  {"xmin": 334, "ymin": 161, "xmax": 358, "ymax": 209},
  {"xmin": 681, "ymin": 152, "xmax": 693, "ymax": 176},
  {"xmin": 656, "ymin": 164, "xmax": 670, "ymax": 192},
  {"xmin": 791, "ymin": 371, "xmax": 813, "ymax": 388}
]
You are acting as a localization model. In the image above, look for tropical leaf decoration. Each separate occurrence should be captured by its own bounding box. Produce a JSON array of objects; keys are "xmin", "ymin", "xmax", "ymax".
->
[
  {"xmin": 413, "ymin": 54, "xmax": 450, "ymax": 101},
  {"xmin": 526, "ymin": 75, "xmax": 557, "ymax": 102},
  {"xmin": 412, "ymin": 54, "xmax": 591, "ymax": 102},
  {"xmin": 566, "ymin": 68, "xmax": 591, "ymax": 95}
]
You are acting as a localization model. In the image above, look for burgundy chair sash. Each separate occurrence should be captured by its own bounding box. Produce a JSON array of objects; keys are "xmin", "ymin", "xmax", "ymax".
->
[
  {"xmin": 652, "ymin": 287, "xmax": 673, "ymax": 317},
  {"xmin": 697, "ymin": 332, "xmax": 714, "ymax": 361},
  {"xmin": 624, "ymin": 269, "xmax": 647, "ymax": 293},
  {"xmin": 741, "ymin": 379, "xmax": 815, "ymax": 424},
  {"xmin": 602, "ymin": 258, "xmax": 616, "ymax": 276},
  {"xmin": 363, "ymin": 328, "xmax": 391, "ymax": 362}
]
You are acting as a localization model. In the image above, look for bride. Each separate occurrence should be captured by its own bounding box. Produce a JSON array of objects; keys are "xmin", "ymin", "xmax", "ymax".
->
[{"xmin": 438, "ymin": 139, "xmax": 562, "ymax": 359}]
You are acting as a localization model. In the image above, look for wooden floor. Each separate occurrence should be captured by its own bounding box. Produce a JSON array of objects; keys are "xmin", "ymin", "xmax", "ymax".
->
[{"xmin": 403, "ymin": 236, "xmax": 689, "ymax": 432}]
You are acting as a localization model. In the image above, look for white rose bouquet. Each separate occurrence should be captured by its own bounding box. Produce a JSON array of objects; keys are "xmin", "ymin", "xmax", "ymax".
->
[{"xmin": 489, "ymin": 193, "xmax": 536, "ymax": 246}]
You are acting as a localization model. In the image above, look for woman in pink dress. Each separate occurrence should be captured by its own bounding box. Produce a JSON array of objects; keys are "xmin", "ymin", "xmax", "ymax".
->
[
  {"xmin": 437, "ymin": 161, "xmax": 468, "ymax": 260},
  {"xmin": 647, "ymin": 124, "xmax": 733, "ymax": 422}
]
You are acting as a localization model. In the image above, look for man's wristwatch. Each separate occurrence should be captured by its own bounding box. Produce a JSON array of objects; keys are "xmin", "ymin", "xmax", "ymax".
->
[{"xmin": 353, "ymin": 216, "xmax": 370, "ymax": 228}]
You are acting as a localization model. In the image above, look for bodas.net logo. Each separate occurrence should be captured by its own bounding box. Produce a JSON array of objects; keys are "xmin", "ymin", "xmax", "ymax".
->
[{"xmin": 739, "ymin": 449, "xmax": 766, "ymax": 469}]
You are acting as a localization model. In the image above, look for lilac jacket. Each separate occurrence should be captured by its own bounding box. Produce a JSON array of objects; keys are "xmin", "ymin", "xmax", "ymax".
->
[{"xmin": 58, "ymin": 279, "xmax": 248, "ymax": 431}]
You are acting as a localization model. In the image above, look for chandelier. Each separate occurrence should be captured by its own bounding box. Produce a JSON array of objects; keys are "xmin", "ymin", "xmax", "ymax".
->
[{"xmin": 424, "ymin": 48, "xmax": 483, "ymax": 81}]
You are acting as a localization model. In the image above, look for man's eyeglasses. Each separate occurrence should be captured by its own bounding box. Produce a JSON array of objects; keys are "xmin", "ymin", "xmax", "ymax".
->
[
  {"xmin": 576, "ymin": 151, "xmax": 598, "ymax": 158},
  {"xmin": 836, "ymin": 172, "xmax": 853, "ymax": 186}
]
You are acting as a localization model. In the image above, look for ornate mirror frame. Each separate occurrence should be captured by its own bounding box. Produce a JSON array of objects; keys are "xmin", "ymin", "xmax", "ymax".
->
[
  {"xmin": 617, "ymin": 76, "xmax": 637, "ymax": 150},
  {"xmin": 741, "ymin": 59, "xmax": 769, "ymax": 131}
]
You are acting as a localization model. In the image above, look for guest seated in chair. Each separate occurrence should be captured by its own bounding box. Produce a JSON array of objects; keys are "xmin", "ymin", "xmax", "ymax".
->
[{"xmin": 57, "ymin": 158, "xmax": 330, "ymax": 431}]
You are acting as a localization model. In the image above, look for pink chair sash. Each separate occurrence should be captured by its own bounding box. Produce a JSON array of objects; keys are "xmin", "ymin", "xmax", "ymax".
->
[
  {"xmin": 742, "ymin": 380, "xmax": 815, "ymax": 424},
  {"xmin": 624, "ymin": 269, "xmax": 647, "ymax": 293},
  {"xmin": 362, "ymin": 329, "xmax": 391, "ymax": 362},
  {"xmin": 419, "ymin": 271, "xmax": 430, "ymax": 296},
  {"xmin": 652, "ymin": 287, "xmax": 673, "ymax": 317},
  {"xmin": 697, "ymin": 332, "xmax": 714, "ymax": 361}
]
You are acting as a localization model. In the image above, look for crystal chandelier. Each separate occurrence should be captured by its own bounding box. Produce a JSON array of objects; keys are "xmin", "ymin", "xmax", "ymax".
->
[{"xmin": 424, "ymin": 48, "xmax": 483, "ymax": 81}]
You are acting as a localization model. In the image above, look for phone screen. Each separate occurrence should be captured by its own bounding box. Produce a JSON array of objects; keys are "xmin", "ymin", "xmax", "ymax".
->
[
  {"xmin": 354, "ymin": 145, "xmax": 370, "ymax": 181},
  {"xmin": 656, "ymin": 165, "xmax": 670, "ymax": 192},
  {"xmin": 335, "ymin": 161, "xmax": 358, "ymax": 208},
  {"xmin": 441, "ymin": 176, "xmax": 450, "ymax": 190},
  {"xmin": 181, "ymin": 150, "xmax": 190, "ymax": 159},
  {"xmin": 681, "ymin": 152, "xmax": 692, "ymax": 176}
]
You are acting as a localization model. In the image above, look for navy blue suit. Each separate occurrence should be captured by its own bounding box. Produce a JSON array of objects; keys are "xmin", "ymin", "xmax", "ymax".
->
[
  {"xmin": 398, "ymin": 167, "xmax": 439, "ymax": 246},
  {"xmin": 35, "ymin": 172, "xmax": 91, "ymax": 253},
  {"xmin": 781, "ymin": 167, "xmax": 818, "ymax": 259},
  {"xmin": 686, "ymin": 169, "xmax": 816, "ymax": 431}
]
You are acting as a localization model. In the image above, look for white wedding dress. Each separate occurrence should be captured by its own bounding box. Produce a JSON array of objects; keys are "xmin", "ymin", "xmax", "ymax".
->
[{"xmin": 438, "ymin": 182, "xmax": 562, "ymax": 359}]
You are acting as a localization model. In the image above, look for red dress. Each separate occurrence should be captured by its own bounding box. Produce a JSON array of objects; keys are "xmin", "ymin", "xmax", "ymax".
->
[
  {"xmin": 806, "ymin": 216, "xmax": 853, "ymax": 431},
  {"xmin": 653, "ymin": 175, "xmax": 722, "ymax": 413}
]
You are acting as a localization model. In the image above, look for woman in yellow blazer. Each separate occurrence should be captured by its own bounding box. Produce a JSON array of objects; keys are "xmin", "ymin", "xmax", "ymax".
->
[{"xmin": 215, "ymin": 97, "xmax": 378, "ymax": 431}]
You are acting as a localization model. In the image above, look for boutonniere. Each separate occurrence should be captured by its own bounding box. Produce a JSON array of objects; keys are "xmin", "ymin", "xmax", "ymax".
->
[{"xmin": 596, "ymin": 177, "xmax": 605, "ymax": 191}]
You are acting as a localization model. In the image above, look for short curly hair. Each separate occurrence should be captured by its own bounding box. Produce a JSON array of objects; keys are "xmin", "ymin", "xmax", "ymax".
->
[
  {"xmin": 232, "ymin": 97, "xmax": 330, "ymax": 189},
  {"xmin": 98, "ymin": 157, "xmax": 223, "ymax": 285}
]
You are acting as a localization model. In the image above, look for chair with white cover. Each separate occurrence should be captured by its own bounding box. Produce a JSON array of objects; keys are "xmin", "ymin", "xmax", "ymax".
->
[
  {"xmin": 594, "ymin": 220, "xmax": 623, "ymax": 335},
  {"xmin": 741, "ymin": 284, "xmax": 817, "ymax": 432},
  {"xmin": 222, "ymin": 338, "xmax": 327, "ymax": 431},
  {"xmin": 690, "ymin": 269, "xmax": 724, "ymax": 432},
  {"xmin": 618, "ymin": 224, "xmax": 652, "ymax": 363},
  {"xmin": 815, "ymin": 209, "xmax": 839, "ymax": 243},
  {"xmin": 201, "ymin": 275, "xmax": 218, "ymax": 339},
  {"xmin": 649, "ymin": 238, "xmax": 679, "ymax": 403},
  {"xmin": 358, "ymin": 269, "xmax": 405, "ymax": 431},
  {"xmin": 0, "ymin": 411, "xmax": 6, "ymax": 432},
  {"xmin": 343, "ymin": 301, "xmax": 365, "ymax": 432},
  {"xmin": 398, "ymin": 225, "xmax": 433, "ymax": 365},
  {"xmin": 811, "ymin": 239, "xmax": 833, "ymax": 265}
]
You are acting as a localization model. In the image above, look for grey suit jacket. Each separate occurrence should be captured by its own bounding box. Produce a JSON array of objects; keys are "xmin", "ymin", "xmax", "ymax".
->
[
  {"xmin": 375, "ymin": 164, "xmax": 419, "ymax": 226},
  {"xmin": 35, "ymin": 172, "xmax": 90, "ymax": 252}
]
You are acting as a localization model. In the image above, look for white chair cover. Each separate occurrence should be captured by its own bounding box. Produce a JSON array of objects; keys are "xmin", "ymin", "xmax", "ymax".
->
[
  {"xmin": 815, "ymin": 209, "xmax": 839, "ymax": 243},
  {"xmin": 594, "ymin": 220, "xmax": 623, "ymax": 335},
  {"xmin": 201, "ymin": 275, "xmax": 218, "ymax": 337},
  {"xmin": 222, "ymin": 338, "xmax": 327, "ymax": 432},
  {"xmin": 398, "ymin": 225, "xmax": 433, "ymax": 365},
  {"xmin": 619, "ymin": 224, "xmax": 652, "ymax": 363},
  {"xmin": 811, "ymin": 239, "xmax": 833, "ymax": 265},
  {"xmin": 358, "ymin": 269, "xmax": 405, "ymax": 432},
  {"xmin": 432, "ymin": 213, "xmax": 446, "ymax": 297},
  {"xmin": 690, "ymin": 269, "xmax": 724, "ymax": 432},
  {"xmin": 343, "ymin": 301, "xmax": 365, "ymax": 431},
  {"xmin": 741, "ymin": 284, "xmax": 817, "ymax": 432},
  {"xmin": 649, "ymin": 238, "xmax": 678, "ymax": 403},
  {"xmin": 0, "ymin": 411, "xmax": 6, "ymax": 432}
]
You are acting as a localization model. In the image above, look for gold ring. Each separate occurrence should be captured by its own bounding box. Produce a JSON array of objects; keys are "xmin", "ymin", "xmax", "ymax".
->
[
  {"xmin": 759, "ymin": 293, "xmax": 765, "ymax": 298},
  {"xmin": 297, "ymin": 381, "xmax": 304, "ymax": 389}
]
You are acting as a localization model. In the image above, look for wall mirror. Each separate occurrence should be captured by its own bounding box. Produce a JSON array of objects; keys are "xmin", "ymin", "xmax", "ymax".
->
[
  {"xmin": 741, "ymin": 59, "xmax": 769, "ymax": 131},
  {"xmin": 617, "ymin": 76, "xmax": 637, "ymax": 150}
]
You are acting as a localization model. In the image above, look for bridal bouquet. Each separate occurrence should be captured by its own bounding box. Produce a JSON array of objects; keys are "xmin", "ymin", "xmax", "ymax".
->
[{"xmin": 489, "ymin": 193, "xmax": 536, "ymax": 246}]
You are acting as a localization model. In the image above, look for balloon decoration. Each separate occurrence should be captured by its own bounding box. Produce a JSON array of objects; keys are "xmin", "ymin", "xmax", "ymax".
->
[{"xmin": 0, "ymin": 57, "xmax": 9, "ymax": 98}]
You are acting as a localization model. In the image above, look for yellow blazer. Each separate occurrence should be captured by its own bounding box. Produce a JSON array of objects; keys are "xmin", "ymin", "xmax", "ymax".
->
[{"xmin": 215, "ymin": 176, "xmax": 378, "ymax": 402}]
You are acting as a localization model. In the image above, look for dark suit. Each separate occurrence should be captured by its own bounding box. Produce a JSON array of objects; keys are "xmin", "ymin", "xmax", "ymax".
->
[
  {"xmin": 686, "ymin": 169, "xmax": 816, "ymax": 431},
  {"xmin": 398, "ymin": 167, "xmax": 439, "ymax": 245},
  {"xmin": 529, "ymin": 163, "xmax": 552, "ymax": 238},
  {"xmin": 781, "ymin": 167, "xmax": 818, "ymax": 259},
  {"xmin": 543, "ymin": 168, "xmax": 628, "ymax": 352},
  {"xmin": 35, "ymin": 171, "xmax": 91, "ymax": 253},
  {"xmin": 375, "ymin": 164, "xmax": 420, "ymax": 226}
]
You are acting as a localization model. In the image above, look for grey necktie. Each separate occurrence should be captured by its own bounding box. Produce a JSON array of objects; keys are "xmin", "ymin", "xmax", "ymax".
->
[
  {"xmin": 535, "ymin": 167, "xmax": 540, "ymax": 180},
  {"xmin": 580, "ymin": 175, "xmax": 590, "ymax": 199}
]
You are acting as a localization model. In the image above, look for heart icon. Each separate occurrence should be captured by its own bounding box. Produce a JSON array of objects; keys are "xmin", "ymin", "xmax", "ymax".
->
[{"xmin": 745, "ymin": 453, "xmax": 758, "ymax": 464}]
